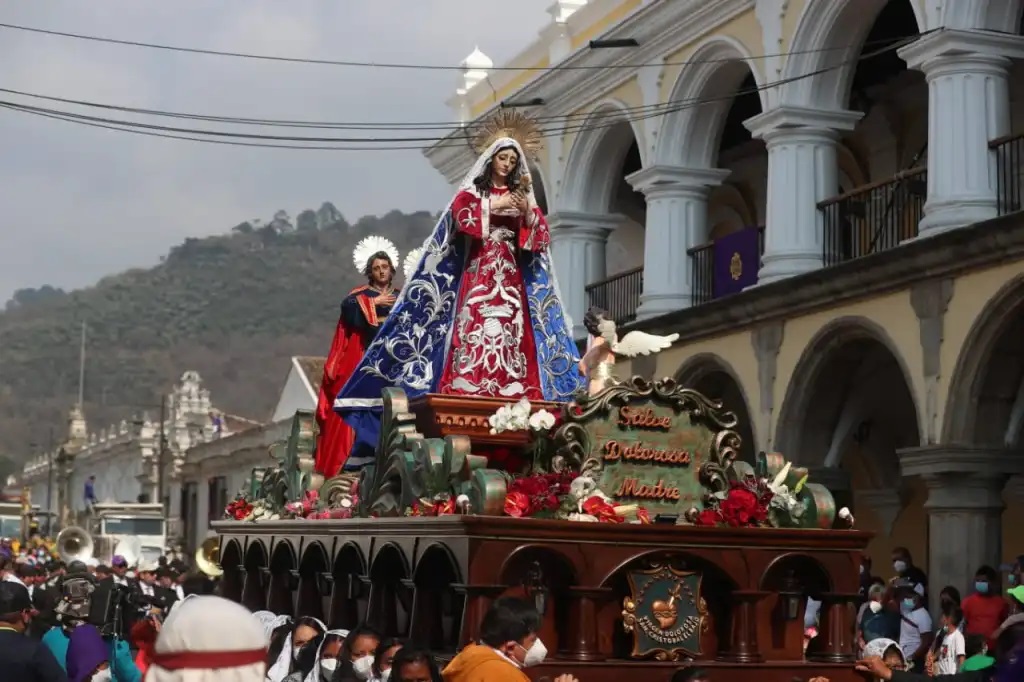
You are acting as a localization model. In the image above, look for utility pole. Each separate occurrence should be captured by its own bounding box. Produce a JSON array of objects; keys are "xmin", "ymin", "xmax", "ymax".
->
[
  {"xmin": 45, "ymin": 426, "xmax": 55, "ymax": 536},
  {"xmin": 158, "ymin": 393, "xmax": 167, "ymax": 517}
]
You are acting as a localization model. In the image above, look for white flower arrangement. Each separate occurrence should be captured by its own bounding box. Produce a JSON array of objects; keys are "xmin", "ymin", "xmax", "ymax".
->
[
  {"xmin": 765, "ymin": 462, "xmax": 808, "ymax": 521},
  {"xmin": 487, "ymin": 398, "xmax": 557, "ymax": 434},
  {"xmin": 245, "ymin": 501, "xmax": 280, "ymax": 522}
]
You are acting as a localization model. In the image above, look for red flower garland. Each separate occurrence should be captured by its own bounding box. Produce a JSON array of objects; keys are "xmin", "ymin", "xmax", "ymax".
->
[
  {"xmin": 693, "ymin": 480, "xmax": 772, "ymax": 528},
  {"xmin": 225, "ymin": 498, "xmax": 253, "ymax": 521},
  {"xmin": 502, "ymin": 470, "xmax": 576, "ymax": 518}
]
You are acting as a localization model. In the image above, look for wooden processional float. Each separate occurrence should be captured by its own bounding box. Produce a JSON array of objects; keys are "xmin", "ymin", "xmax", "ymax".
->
[{"xmin": 213, "ymin": 376, "xmax": 870, "ymax": 682}]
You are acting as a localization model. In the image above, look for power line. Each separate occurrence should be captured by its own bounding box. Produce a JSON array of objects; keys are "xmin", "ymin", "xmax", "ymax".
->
[
  {"xmin": 0, "ymin": 35, "xmax": 917, "ymax": 152},
  {"xmin": 0, "ymin": 19, "xmax": 915, "ymax": 73}
]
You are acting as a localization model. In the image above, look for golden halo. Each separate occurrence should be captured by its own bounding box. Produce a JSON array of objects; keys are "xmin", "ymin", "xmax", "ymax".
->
[{"xmin": 472, "ymin": 110, "xmax": 543, "ymax": 159}]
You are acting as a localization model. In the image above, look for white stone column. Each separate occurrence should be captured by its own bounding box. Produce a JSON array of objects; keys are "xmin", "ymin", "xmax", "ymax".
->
[
  {"xmin": 898, "ymin": 30, "xmax": 1022, "ymax": 236},
  {"xmin": 548, "ymin": 211, "xmax": 618, "ymax": 338},
  {"xmin": 625, "ymin": 166, "xmax": 729, "ymax": 319},
  {"xmin": 899, "ymin": 446, "xmax": 1024, "ymax": 609},
  {"xmin": 744, "ymin": 107, "xmax": 862, "ymax": 284}
]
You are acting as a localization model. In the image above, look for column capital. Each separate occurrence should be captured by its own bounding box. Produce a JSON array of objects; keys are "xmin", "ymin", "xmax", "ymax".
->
[
  {"xmin": 897, "ymin": 444, "xmax": 1024, "ymax": 478},
  {"xmin": 625, "ymin": 165, "xmax": 730, "ymax": 196},
  {"xmin": 898, "ymin": 29, "xmax": 1024, "ymax": 72},
  {"xmin": 547, "ymin": 211, "xmax": 620, "ymax": 237},
  {"xmin": 744, "ymin": 105, "xmax": 862, "ymax": 141}
]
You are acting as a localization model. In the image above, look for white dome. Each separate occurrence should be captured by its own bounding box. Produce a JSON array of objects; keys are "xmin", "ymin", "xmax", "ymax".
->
[{"xmin": 462, "ymin": 46, "xmax": 493, "ymax": 70}]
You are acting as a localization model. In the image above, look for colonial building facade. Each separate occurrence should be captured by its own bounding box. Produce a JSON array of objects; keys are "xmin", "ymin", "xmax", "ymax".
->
[
  {"xmin": 20, "ymin": 371, "xmax": 250, "ymax": 526},
  {"xmin": 426, "ymin": 0, "xmax": 1024, "ymax": 600},
  {"xmin": 174, "ymin": 356, "xmax": 323, "ymax": 552}
]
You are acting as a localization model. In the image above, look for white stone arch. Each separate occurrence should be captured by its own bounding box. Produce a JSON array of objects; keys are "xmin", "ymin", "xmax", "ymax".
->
[
  {"xmin": 774, "ymin": 316, "xmax": 923, "ymax": 470},
  {"xmin": 559, "ymin": 100, "xmax": 644, "ymax": 213},
  {"xmin": 655, "ymin": 35, "xmax": 766, "ymax": 168},
  {"xmin": 675, "ymin": 352, "xmax": 759, "ymax": 461},
  {"xmin": 942, "ymin": 273, "xmax": 1024, "ymax": 445},
  {"xmin": 781, "ymin": 0, "xmax": 926, "ymax": 111},
  {"xmin": 927, "ymin": 0, "xmax": 1024, "ymax": 32}
]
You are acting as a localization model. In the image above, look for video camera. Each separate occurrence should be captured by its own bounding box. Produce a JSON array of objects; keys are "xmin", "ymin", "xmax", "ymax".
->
[{"xmin": 57, "ymin": 574, "xmax": 173, "ymax": 638}]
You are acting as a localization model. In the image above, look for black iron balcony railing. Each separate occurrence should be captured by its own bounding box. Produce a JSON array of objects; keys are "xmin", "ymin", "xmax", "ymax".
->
[
  {"xmin": 585, "ymin": 266, "xmax": 643, "ymax": 325},
  {"xmin": 688, "ymin": 226, "xmax": 765, "ymax": 307},
  {"xmin": 820, "ymin": 168, "xmax": 926, "ymax": 268},
  {"xmin": 991, "ymin": 132, "xmax": 1024, "ymax": 216}
]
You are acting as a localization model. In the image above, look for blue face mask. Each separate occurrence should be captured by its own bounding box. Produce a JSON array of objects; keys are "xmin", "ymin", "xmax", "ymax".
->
[
  {"xmin": 976, "ymin": 581, "xmax": 990, "ymax": 594},
  {"xmin": 902, "ymin": 598, "xmax": 915, "ymax": 612}
]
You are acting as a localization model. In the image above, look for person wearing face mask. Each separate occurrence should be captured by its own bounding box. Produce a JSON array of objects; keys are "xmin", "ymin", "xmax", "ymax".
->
[
  {"xmin": 332, "ymin": 624, "xmax": 382, "ymax": 682},
  {"xmin": 890, "ymin": 548, "xmax": 928, "ymax": 598},
  {"xmin": 441, "ymin": 597, "xmax": 578, "ymax": 682},
  {"xmin": 370, "ymin": 637, "xmax": 403, "ymax": 682},
  {"xmin": 896, "ymin": 584, "xmax": 933, "ymax": 672},
  {"xmin": 266, "ymin": 616, "xmax": 327, "ymax": 682},
  {"xmin": 859, "ymin": 582, "xmax": 900, "ymax": 653},
  {"xmin": 67, "ymin": 625, "xmax": 112, "ymax": 682},
  {"xmin": 0, "ymin": 581, "xmax": 67, "ymax": 682},
  {"xmin": 962, "ymin": 565, "xmax": 1009, "ymax": 650},
  {"xmin": 291, "ymin": 629, "xmax": 346, "ymax": 682}
]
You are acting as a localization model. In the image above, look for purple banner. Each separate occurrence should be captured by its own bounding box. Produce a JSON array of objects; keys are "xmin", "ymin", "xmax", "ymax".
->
[{"xmin": 712, "ymin": 227, "xmax": 761, "ymax": 297}]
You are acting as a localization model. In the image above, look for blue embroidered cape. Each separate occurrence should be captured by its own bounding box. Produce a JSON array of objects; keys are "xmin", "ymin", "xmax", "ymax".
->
[{"xmin": 334, "ymin": 209, "xmax": 584, "ymax": 467}]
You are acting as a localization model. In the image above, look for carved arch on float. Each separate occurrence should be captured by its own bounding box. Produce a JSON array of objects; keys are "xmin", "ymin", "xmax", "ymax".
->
[
  {"xmin": 220, "ymin": 539, "xmax": 244, "ymax": 602},
  {"xmin": 759, "ymin": 552, "xmax": 833, "ymax": 593},
  {"xmin": 942, "ymin": 274, "xmax": 1024, "ymax": 444},
  {"xmin": 774, "ymin": 316, "xmax": 923, "ymax": 463},
  {"xmin": 268, "ymin": 540, "xmax": 299, "ymax": 616},
  {"xmin": 675, "ymin": 352, "xmax": 759, "ymax": 459},
  {"xmin": 241, "ymin": 539, "xmax": 270, "ymax": 612},
  {"xmin": 497, "ymin": 543, "xmax": 579, "ymax": 585},
  {"xmin": 297, "ymin": 541, "xmax": 331, "ymax": 621},
  {"xmin": 329, "ymin": 542, "xmax": 369, "ymax": 631},
  {"xmin": 410, "ymin": 543, "xmax": 464, "ymax": 651},
  {"xmin": 781, "ymin": 0, "xmax": 925, "ymax": 111},
  {"xmin": 560, "ymin": 99, "xmax": 645, "ymax": 213},
  {"xmin": 654, "ymin": 35, "xmax": 766, "ymax": 168}
]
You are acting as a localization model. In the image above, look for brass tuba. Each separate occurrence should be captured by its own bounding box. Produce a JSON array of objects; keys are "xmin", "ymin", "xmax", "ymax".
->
[
  {"xmin": 56, "ymin": 526, "xmax": 94, "ymax": 564},
  {"xmin": 195, "ymin": 536, "xmax": 223, "ymax": 578}
]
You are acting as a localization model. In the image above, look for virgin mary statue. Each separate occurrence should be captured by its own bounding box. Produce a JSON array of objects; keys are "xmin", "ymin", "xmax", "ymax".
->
[{"xmin": 335, "ymin": 111, "xmax": 584, "ymax": 466}]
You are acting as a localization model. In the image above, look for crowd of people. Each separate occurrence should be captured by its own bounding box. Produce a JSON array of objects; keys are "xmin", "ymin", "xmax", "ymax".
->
[{"xmin": 3, "ymin": 539, "xmax": 1024, "ymax": 682}]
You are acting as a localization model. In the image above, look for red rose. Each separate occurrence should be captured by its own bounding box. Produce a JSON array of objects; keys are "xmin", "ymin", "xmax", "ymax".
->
[
  {"xmin": 504, "ymin": 491, "xmax": 532, "ymax": 518},
  {"xmin": 431, "ymin": 498, "xmax": 455, "ymax": 516}
]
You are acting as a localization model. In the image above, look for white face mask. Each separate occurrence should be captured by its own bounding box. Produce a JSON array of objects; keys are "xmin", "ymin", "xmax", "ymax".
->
[
  {"xmin": 92, "ymin": 670, "xmax": 113, "ymax": 682},
  {"xmin": 521, "ymin": 638, "xmax": 548, "ymax": 668},
  {"xmin": 869, "ymin": 601, "xmax": 883, "ymax": 614},
  {"xmin": 320, "ymin": 657, "xmax": 339, "ymax": 678},
  {"xmin": 352, "ymin": 655, "xmax": 375, "ymax": 681}
]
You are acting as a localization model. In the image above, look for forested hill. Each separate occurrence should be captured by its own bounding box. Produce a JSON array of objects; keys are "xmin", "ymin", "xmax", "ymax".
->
[{"xmin": 0, "ymin": 204, "xmax": 437, "ymax": 463}]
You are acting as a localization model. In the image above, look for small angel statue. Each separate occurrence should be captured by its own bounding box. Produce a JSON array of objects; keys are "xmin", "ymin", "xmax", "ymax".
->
[{"xmin": 579, "ymin": 307, "xmax": 680, "ymax": 396}]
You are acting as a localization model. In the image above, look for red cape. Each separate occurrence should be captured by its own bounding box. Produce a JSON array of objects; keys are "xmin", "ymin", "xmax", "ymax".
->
[{"xmin": 314, "ymin": 286, "xmax": 373, "ymax": 478}]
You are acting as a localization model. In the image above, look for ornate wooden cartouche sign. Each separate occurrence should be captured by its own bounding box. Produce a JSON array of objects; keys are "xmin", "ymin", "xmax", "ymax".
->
[{"xmin": 554, "ymin": 377, "xmax": 741, "ymax": 515}]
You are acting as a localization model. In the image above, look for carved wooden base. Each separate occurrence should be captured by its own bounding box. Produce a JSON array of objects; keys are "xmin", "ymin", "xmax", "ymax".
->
[{"xmin": 409, "ymin": 393, "xmax": 563, "ymax": 448}]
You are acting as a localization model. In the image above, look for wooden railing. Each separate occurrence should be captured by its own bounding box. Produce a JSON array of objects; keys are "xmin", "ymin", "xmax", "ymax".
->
[
  {"xmin": 585, "ymin": 266, "xmax": 643, "ymax": 325},
  {"xmin": 819, "ymin": 168, "xmax": 926, "ymax": 267},
  {"xmin": 687, "ymin": 227, "xmax": 765, "ymax": 307},
  {"xmin": 991, "ymin": 132, "xmax": 1024, "ymax": 216}
]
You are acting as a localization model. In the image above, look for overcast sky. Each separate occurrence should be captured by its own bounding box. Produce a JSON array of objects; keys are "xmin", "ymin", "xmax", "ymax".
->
[{"xmin": 0, "ymin": 1, "xmax": 552, "ymax": 300}]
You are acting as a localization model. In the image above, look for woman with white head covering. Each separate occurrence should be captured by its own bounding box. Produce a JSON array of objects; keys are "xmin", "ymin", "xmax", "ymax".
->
[
  {"xmin": 860, "ymin": 637, "xmax": 909, "ymax": 682},
  {"xmin": 279, "ymin": 628, "xmax": 347, "ymax": 682},
  {"xmin": 144, "ymin": 595, "xmax": 266, "ymax": 682},
  {"xmin": 265, "ymin": 616, "xmax": 326, "ymax": 682}
]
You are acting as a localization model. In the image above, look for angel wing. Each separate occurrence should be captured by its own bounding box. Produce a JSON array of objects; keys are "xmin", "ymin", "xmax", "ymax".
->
[{"xmin": 611, "ymin": 330, "xmax": 680, "ymax": 358}]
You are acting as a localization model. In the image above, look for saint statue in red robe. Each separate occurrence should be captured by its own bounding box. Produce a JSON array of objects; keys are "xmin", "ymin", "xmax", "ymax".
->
[
  {"xmin": 314, "ymin": 240, "xmax": 399, "ymax": 478},
  {"xmin": 438, "ymin": 142, "xmax": 550, "ymax": 399}
]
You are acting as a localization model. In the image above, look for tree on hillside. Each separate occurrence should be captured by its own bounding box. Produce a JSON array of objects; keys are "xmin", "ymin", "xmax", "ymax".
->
[
  {"xmin": 316, "ymin": 202, "xmax": 346, "ymax": 230},
  {"xmin": 269, "ymin": 210, "xmax": 293, "ymax": 233},
  {"xmin": 5, "ymin": 285, "xmax": 67, "ymax": 311},
  {"xmin": 296, "ymin": 209, "xmax": 318, "ymax": 232},
  {"xmin": 232, "ymin": 221, "xmax": 254, "ymax": 234}
]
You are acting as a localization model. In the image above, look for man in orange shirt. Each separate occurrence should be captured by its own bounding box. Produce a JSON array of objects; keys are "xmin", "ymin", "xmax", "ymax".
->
[
  {"xmin": 443, "ymin": 597, "xmax": 577, "ymax": 682},
  {"xmin": 961, "ymin": 564, "xmax": 1009, "ymax": 649}
]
